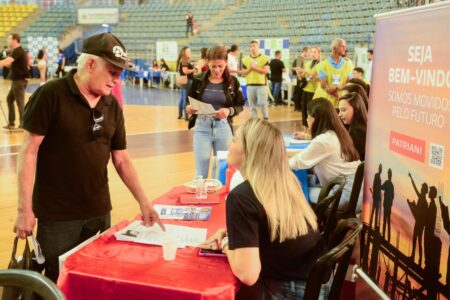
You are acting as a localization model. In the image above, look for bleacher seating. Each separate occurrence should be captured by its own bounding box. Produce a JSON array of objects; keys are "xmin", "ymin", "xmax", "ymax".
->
[
  {"xmin": 0, "ymin": 4, "xmax": 38, "ymax": 39},
  {"xmin": 3, "ymin": 0, "xmax": 404, "ymax": 63},
  {"xmin": 21, "ymin": 3, "xmax": 76, "ymax": 49},
  {"xmin": 112, "ymin": 1, "xmax": 236, "ymax": 52},
  {"xmin": 191, "ymin": 0, "xmax": 396, "ymax": 57}
]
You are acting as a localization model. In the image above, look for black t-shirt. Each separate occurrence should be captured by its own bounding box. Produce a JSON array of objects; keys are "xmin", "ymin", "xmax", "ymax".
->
[
  {"xmin": 22, "ymin": 69, "xmax": 127, "ymax": 221},
  {"xmin": 226, "ymin": 181, "xmax": 326, "ymax": 281},
  {"xmin": 186, "ymin": 15, "xmax": 193, "ymax": 25},
  {"xmin": 349, "ymin": 124, "xmax": 366, "ymax": 161},
  {"xmin": 269, "ymin": 59, "xmax": 285, "ymax": 83},
  {"xmin": 161, "ymin": 63, "xmax": 170, "ymax": 71},
  {"xmin": 179, "ymin": 60, "xmax": 194, "ymax": 79},
  {"xmin": 9, "ymin": 46, "xmax": 28, "ymax": 80}
]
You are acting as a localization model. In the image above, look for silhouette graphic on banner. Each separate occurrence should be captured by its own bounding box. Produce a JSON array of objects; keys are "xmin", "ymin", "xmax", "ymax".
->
[{"xmin": 361, "ymin": 163, "xmax": 448, "ymax": 299}]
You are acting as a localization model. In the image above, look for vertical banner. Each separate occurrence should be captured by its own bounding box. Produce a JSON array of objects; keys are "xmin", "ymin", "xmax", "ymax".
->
[
  {"xmin": 156, "ymin": 41, "xmax": 178, "ymax": 62},
  {"xmin": 27, "ymin": 36, "xmax": 58, "ymax": 75},
  {"xmin": 360, "ymin": 2, "xmax": 450, "ymax": 299},
  {"xmin": 259, "ymin": 38, "xmax": 290, "ymax": 69},
  {"xmin": 354, "ymin": 47, "xmax": 368, "ymax": 70}
]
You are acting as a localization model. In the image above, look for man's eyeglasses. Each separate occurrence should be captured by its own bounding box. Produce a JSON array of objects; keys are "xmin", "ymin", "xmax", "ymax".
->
[{"xmin": 92, "ymin": 110, "xmax": 104, "ymax": 139}]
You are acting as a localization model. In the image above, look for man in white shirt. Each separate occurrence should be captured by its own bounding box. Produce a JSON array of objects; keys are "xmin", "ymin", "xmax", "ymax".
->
[{"xmin": 228, "ymin": 44, "xmax": 241, "ymax": 76}]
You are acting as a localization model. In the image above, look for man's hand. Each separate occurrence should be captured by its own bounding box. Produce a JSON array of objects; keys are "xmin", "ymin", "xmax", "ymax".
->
[
  {"xmin": 214, "ymin": 108, "xmax": 230, "ymax": 119},
  {"xmin": 140, "ymin": 201, "xmax": 165, "ymax": 231},
  {"xmin": 13, "ymin": 210, "xmax": 36, "ymax": 239}
]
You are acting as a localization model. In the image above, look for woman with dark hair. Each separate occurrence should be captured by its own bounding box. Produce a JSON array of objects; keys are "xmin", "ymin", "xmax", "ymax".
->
[
  {"xmin": 187, "ymin": 45, "xmax": 244, "ymax": 178},
  {"xmin": 348, "ymin": 77, "xmax": 370, "ymax": 97},
  {"xmin": 160, "ymin": 58, "xmax": 170, "ymax": 71},
  {"xmin": 342, "ymin": 82, "xmax": 369, "ymax": 110},
  {"xmin": 176, "ymin": 46, "xmax": 196, "ymax": 120},
  {"xmin": 290, "ymin": 98, "xmax": 361, "ymax": 209},
  {"xmin": 56, "ymin": 48, "xmax": 65, "ymax": 77},
  {"xmin": 338, "ymin": 92, "xmax": 368, "ymax": 161}
]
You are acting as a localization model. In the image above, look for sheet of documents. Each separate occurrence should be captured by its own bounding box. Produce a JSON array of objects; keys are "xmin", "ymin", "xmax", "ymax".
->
[
  {"xmin": 115, "ymin": 220, "xmax": 207, "ymax": 248},
  {"xmin": 283, "ymin": 135, "xmax": 310, "ymax": 146},
  {"xmin": 188, "ymin": 96, "xmax": 216, "ymax": 115}
]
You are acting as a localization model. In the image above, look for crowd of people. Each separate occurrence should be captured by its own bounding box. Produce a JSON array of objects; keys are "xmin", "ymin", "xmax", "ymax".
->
[{"xmin": 1, "ymin": 31, "xmax": 373, "ymax": 299}]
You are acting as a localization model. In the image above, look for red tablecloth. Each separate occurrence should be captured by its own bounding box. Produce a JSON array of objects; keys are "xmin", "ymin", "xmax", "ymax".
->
[{"xmin": 57, "ymin": 186, "xmax": 239, "ymax": 300}]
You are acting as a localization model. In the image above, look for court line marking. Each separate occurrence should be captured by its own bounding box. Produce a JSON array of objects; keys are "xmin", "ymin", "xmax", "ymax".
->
[{"xmin": 0, "ymin": 129, "xmax": 190, "ymax": 157}]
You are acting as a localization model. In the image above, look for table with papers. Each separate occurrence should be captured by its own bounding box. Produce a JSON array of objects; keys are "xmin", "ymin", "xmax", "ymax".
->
[{"xmin": 57, "ymin": 186, "xmax": 238, "ymax": 300}]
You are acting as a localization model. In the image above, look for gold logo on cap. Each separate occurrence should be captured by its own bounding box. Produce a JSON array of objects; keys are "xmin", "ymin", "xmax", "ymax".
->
[{"xmin": 113, "ymin": 46, "xmax": 127, "ymax": 61}]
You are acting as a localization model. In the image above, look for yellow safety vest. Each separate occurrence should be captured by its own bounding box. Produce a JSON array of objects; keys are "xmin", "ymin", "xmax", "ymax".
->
[
  {"xmin": 313, "ymin": 57, "xmax": 353, "ymax": 107},
  {"xmin": 242, "ymin": 54, "xmax": 270, "ymax": 85},
  {"xmin": 303, "ymin": 60, "xmax": 322, "ymax": 94}
]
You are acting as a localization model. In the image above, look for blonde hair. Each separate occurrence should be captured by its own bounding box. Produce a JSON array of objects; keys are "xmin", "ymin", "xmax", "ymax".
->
[
  {"xmin": 311, "ymin": 45, "xmax": 322, "ymax": 60},
  {"xmin": 238, "ymin": 118, "xmax": 318, "ymax": 242}
]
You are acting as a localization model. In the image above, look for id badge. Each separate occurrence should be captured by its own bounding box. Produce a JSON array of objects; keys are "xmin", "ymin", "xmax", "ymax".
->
[{"xmin": 332, "ymin": 74, "xmax": 341, "ymax": 86}]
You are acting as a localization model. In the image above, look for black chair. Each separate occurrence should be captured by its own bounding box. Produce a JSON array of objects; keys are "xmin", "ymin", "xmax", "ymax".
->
[
  {"xmin": 314, "ymin": 175, "xmax": 347, "ymax": 243},
  {"xmin": 337, "ymin": 162, "xmax": 365, "ymax": 220},
  {"xmin": 304, "ymin": 218, "xmax": 363, "ymax": 300},
  {"xmin": 0, "ymin": 269, "xmax": 66, "ymax": 300}
]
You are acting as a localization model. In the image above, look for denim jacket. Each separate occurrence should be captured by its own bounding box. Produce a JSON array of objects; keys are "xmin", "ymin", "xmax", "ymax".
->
[{"xmin": 187, "ymin": 71, "xmax": 245, "ymax": 130}]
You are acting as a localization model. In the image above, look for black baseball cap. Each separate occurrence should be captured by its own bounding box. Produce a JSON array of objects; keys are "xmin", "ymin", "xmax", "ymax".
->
[{"xmin": 82, "ymin": 32, "xmax": 134, "ymax": 71}]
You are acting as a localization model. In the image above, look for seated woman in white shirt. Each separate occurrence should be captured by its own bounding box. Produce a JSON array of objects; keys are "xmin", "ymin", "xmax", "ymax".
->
[{"xmin": 290, "ymin": 98, "xmax": 361, "ymax": 211}]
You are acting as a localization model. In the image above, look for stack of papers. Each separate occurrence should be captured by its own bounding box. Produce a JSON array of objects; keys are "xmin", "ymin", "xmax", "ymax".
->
[
  {"xmin": 284, "ymin": 136, "xmax": 310, "ymax": 146},
  {"xmin": 154, "ymin": 205, "xmax": 212, "ymax": 221},
  {"xmin": 114, "ymin": 220, "xmax": 207, "ymax": 248},
  {"xmin": 188, "ymin": 97, "xmax": 216, "ymax": 115}
]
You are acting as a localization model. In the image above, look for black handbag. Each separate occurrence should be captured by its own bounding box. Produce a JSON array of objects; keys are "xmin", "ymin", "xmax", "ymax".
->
[{"xmin": 2, "ymin": 237, "xmax": 36, "ymax": 300}]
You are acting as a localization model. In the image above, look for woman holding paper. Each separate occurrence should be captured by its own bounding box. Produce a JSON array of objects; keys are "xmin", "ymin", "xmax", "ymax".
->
[
  {"xmin": 187, "ymin": 45, "xmax": 244, "ymax": 178},
  {"xmin": 200, "ymin": 118, "xmax": 328, "ymax": 299},
  {"xmin": 290, "ymin": 98, "xmax": 361, "ymax": 208}
]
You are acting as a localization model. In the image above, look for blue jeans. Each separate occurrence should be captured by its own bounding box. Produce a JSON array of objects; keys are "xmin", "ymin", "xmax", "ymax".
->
[
  {"xmin": 271, "ymin": 81, "xmax": 282, "ymax": 103},
  {"xmin": 262, "ymin": 279, "xmax": 330, "ymax": 299},
  {"xmin": 193, "ymin": 115, "xmax": 232, "ymax": 178},
  {"xmin": 178, "ymin": 80, "xmax": 191, "ymax": 119},
  {"xmin": 36, "ymin": 213, "xmax": 111, "ymax": 282},
  {"xmin": 178, "ymin": 87, "xmax": 188, "ymax": 119}
]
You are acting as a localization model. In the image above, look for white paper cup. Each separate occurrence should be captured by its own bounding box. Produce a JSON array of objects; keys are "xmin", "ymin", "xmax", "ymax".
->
[{"xmin": 162, "ymin": 235, "xmax": 177, "ymax": 261}]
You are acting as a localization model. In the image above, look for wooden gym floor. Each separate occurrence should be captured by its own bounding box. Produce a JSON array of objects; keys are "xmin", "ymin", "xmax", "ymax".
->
[{"xmin": 0, "ymin": 78, "xmax": 301, "ymax": 268}]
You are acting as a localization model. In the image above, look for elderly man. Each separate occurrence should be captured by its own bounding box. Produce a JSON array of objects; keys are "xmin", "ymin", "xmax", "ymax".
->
[
  {"xmin": 0, "ymin": 33, "xmax": 28, "ymax": 130},
  {"xmin": 313, "ymin": 38, "xmax": 353, "ymax": 107},
  {"xmin": 13, "ymin": 33, "xmax": 164, "ymax": 282}
]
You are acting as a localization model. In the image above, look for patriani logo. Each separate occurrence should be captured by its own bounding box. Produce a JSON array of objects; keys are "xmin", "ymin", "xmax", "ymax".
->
[{"xmin": 113, "ymin": 46, "xmax": 127, "ymax": 60}]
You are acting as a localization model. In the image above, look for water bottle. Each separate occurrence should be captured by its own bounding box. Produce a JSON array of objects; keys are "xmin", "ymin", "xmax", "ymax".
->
[{"xmin": 195, "ymin": 175, "xmax": 207, "ymax": 199}]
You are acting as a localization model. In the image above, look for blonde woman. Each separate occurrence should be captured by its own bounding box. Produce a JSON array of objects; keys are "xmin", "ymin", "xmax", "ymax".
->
[{"xmin": 200, "ymin": 118, "xmax": 328, "ymax": 299}]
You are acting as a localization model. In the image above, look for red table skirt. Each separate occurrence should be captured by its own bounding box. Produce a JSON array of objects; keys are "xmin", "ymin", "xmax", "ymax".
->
[{"xmin": 57, "ymin": 186, "xmax": 239, "ymax": 300}]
